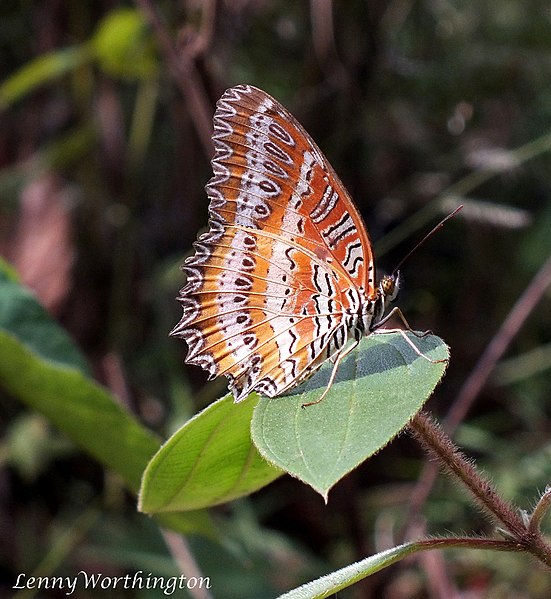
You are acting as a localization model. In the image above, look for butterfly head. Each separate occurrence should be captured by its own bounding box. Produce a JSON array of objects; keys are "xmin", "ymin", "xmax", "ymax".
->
[
  {"xmin": 380, "ymin": 271, "xmax": 400, "ymax": 303},
  {"xmin": 369, "ymin": 271, "xmax": 401, "ymax": 329}
]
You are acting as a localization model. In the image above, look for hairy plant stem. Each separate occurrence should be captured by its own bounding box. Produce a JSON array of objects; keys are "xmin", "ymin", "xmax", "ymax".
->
[{"xmin": 409, "ymin": 411, "xmax": 551, "ymax": 569}]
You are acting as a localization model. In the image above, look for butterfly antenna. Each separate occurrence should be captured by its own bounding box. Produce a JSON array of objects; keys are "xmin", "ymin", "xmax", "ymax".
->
[{"xmin": 391, "ymin": 204, "xmax": 463, "ymax": 276}]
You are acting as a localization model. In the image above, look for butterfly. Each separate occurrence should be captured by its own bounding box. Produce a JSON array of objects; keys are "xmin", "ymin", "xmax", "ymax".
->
[{"xmin": 171, "ymin": 84, "xmax": 444, "ymax": 406}]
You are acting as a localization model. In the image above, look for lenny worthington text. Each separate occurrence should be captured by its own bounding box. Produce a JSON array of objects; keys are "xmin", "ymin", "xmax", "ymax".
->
[{"xmin": 13, "ymin": 571, "xmax": 212, "ymax": 596}]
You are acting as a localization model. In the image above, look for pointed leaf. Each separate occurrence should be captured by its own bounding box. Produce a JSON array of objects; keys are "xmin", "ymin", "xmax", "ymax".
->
[
  {"xmin": 278, "ymin": 542, "xmax": 426, "ymax": 598},
  {"xmin": 251, "ymin": 332, "xmax": 448, "ymax": 498},
  {"xmin": 0, "ymin": 46, "xmax": 89, "ymax": 108},
  {"xmin": 139, "ymin": 394, "xmax": 282, "ymax": 513}
]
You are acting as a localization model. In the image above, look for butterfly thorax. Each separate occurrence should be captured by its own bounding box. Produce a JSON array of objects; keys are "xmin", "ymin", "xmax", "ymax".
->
[{"xmin": 342, "ymin": 271, "xmax": 399, "ymax": 340}]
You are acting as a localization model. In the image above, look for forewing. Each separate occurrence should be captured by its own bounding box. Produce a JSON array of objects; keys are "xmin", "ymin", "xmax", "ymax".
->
[{"xmin": 172, "ymin": 85, "xmax": 372, "ymax": 400}]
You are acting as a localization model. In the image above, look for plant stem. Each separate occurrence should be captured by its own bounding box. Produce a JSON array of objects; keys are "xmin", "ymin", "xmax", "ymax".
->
[
  {"xmin": 410, "ymin": 412, "xmax": 524, "ymax": 535},
  {"xmin": 409, "ymin": 411, "xmax": 551, "ymax": 569},
  {"xmin": 404, "ymin": 250, "xmax": 551, "ymax": 537},
  {"xmin": 162, "ymin": 530, "xmax": 214, "ymax": 599}
]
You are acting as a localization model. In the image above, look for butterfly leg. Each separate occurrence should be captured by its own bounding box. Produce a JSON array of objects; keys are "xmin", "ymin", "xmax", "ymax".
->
[
  {"xmin": 372, "ymin": 306, "xmax": 432, "ymax": 337},
  {"xmin": 373, "ymin": 306, "xmax": 440, "ymax": 344},
  {"xmin": 372, "ymin": 307, "xmax": 447, "ymax": 365},
  {"xmin": 301, "ymin": 339, "xmax": 359, "ymax": 408},
  {"xmin": 374, "ymin": 327, "xmax": 447, "ymax": 365}
]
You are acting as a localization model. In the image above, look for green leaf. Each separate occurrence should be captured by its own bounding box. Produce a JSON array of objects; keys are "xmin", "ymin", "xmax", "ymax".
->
[
  {"xmin": 0, "ymin": 327, "xmax": 156, "ymax": 492},
  {"xmin": 0, "ymin": 269, "xmax": 88, "ymax": 373},
  {"xmin": 0, "ymin": 272, "xmax": 211, "ymax": 536},
  {"xmin": 0, "ymin": 257, "xmax": 20, "ymax": 283},
  {"xmin": 278, "ymin": 541, "xmax": 425, "ymax": 598},
  {"xmin": 139, "ymin": 394, "xmax": 282, "ymax": 513},
  {"xmin": 251, "ymin": 332, "xmax": 449, "ymax": 499},
  {"xmin": 0, "ymin": 46, "xmax": 89, "ymax": 108},
  {"xmin": 92, "ymin": 8, "xmax": 157, "ymax": 79},
  {"xmin": 6, "ymin": 413, "xmax": 74, "ymax": 480}
]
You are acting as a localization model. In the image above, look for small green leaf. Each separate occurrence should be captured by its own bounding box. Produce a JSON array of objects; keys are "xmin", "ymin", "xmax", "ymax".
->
[
  {"xmin": 92, "ymin": 8, "xmax": 157, "ymax": 79},
  {"xmin": 0, "ymin": 257, "xmax": 20, "ymax": 283},
  {"xmin": 139, "ymin": 394, "xmax": 282, "ymax": 513},
  {"xmin": 0, "ymin": 46, "xmax": 89, "ymax": 108},
  {"xmin": 251, "ymin": 332, "xmax": 448, "ymax": 499},
  {"xmin": 6, "ymin": 413, "xmax": 74, "ymax": 480},
  {"xmin": 278, "ymin": 542, "xmax": 424, "ymax": 598}
]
